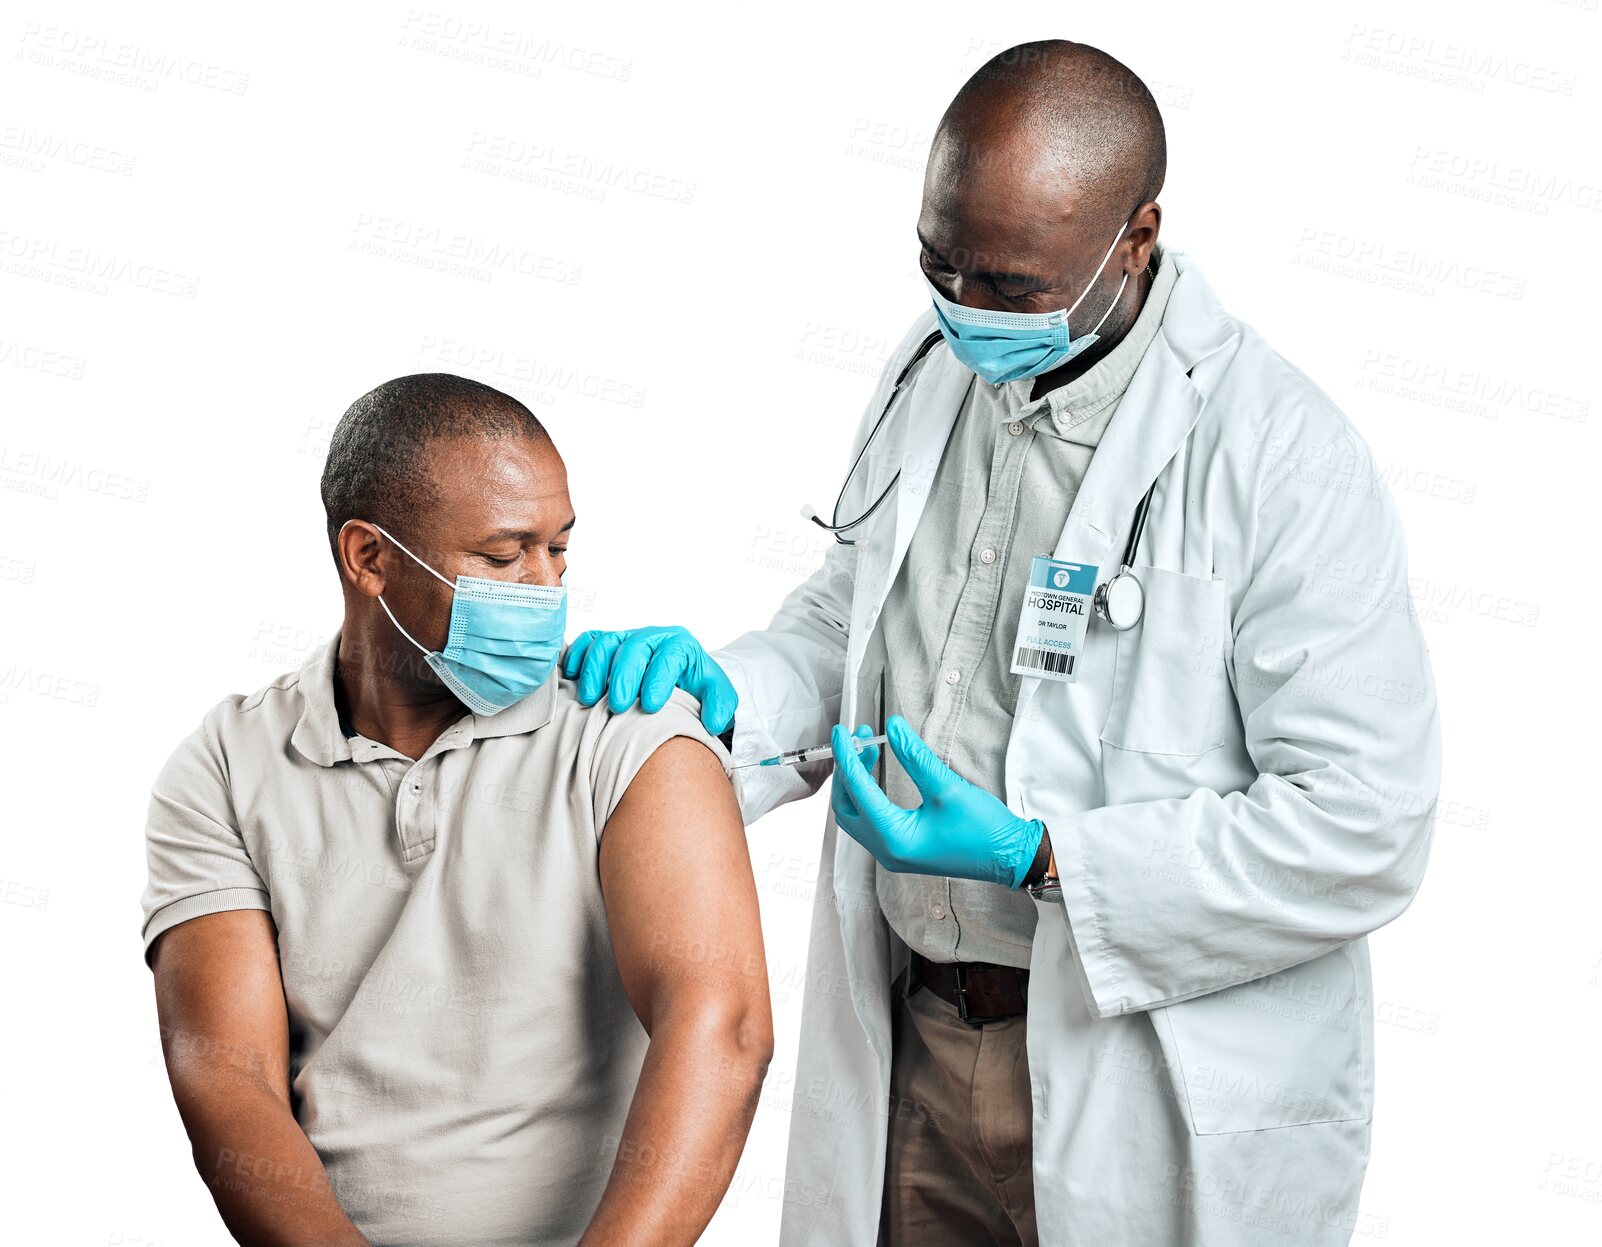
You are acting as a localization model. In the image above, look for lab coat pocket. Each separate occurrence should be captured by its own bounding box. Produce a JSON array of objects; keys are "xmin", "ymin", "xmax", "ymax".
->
[
  {"xmin": 1098, "ymin": 568, "xmax": 1231, "ymax": 756},
  {"xmin": 1148, "ymin": 946, "xmax": 1370, "ymax": 1134}
]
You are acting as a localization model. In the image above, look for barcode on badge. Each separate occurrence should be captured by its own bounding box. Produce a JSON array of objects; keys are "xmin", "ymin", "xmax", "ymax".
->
[{"xmin": 1014, "ymin": 646, "xmax": 1074, "ymax": 676}]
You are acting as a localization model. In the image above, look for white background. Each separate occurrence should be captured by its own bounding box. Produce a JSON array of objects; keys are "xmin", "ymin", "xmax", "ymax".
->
[{"xmin": 2, "ymin": 1, "xmax": 1599, "ymax": 1243}]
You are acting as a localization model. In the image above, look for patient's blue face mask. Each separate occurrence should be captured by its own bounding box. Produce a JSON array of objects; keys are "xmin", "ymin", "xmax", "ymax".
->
[
  {"xmin": 925, "ymin": 215, "xmax": 1133, "ymax": 386},
  {"xmin": 369, "ymin": 523, "xmax": 567, "ymax": 716}
]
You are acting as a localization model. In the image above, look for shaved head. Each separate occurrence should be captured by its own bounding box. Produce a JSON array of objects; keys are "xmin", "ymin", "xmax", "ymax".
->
[
  {"xmin": 938, "ymin": 40, "xmax": 1165, "ymax": 225},
  {"xmin": 917, "ymin": 40, "xmax": 1167, "ymax": 394}
]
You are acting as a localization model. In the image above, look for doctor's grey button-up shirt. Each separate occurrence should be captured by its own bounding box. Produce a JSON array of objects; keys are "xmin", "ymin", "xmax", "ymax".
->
[{"xmin": 865, "ymin": 243, "xmax": 1180, "ymax": 969}]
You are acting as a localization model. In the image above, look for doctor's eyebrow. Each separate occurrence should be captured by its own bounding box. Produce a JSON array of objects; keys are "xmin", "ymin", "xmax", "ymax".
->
[
  {"xmin": 479, "ymin": 517, "xmax": 577, "ymax": 541},
  {"xmin": 917, "ymin": 231, "xmax": 1046, "ymax": 286}
]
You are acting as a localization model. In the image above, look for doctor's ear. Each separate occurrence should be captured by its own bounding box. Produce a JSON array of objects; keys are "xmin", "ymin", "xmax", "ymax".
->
[
  {"xmin": 336, "ymin": 519, "xmax": 389, "ymax": 599},
  {"xmin": 1122, "ymin": 202, "xmax": 1162, "ymax": 274}
]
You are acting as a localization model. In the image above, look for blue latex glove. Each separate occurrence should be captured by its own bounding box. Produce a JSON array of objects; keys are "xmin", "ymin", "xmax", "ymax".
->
[
  {"xmin": 830, "ymin": 715, "xmax": 1045, "ymax": 889},
  {"xmin": 561, "ymin": 625, "xmax": 738, "ymax": 735}
]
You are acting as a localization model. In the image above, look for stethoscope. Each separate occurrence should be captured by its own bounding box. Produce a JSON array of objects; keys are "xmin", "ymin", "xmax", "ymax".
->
[
  {"xmin": 1091, "ymin": 478, "xmax": 1155, "ymax": 631},
  {"xmin": 802, "ymin": 331, "xmax": 945, "ymax": 547},
  {"xmin": 803, "ymin": 329, "xmax": 1158, "ymax": 631}
]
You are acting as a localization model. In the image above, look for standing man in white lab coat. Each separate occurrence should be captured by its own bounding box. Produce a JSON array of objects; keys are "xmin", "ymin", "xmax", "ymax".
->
[{"xmin": 564, "ymin": 39, "xmax": 1440, "ymax": 1247}]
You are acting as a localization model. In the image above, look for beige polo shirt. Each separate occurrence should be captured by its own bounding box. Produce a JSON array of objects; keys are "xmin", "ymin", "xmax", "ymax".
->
[{"xmin": 140, "ymin": 631, "xmax": 731, "ymax": 1247}]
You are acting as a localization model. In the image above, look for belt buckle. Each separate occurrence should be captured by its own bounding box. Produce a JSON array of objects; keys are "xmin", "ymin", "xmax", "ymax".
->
[
  {"xmin": 952, "ymin": 963, "xmax": 1027, "ymax": 1025},
  {"xmin": 952, "ymin": 963, "xmax": 980, "ymax": 1026}
]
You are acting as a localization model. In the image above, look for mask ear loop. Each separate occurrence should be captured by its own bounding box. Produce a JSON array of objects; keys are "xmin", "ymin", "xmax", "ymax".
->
[
  {"xmin": 340, "ymin": 519, "xmax": 456, "ymax": 655},
  {"xmin": 1064, "ymin": 218, "xmax": 1134, "ymax": 319},
  {"xmin": 368, "ymin": 521, "xmax": 457, "ymax": 590},
  {"xmin": 376, "ymin": 593, "xmax": 431, "ymax": 656},
  {"xmin": 1085, "ymin": 269, "xmax": 1131, "ymax": 338}
]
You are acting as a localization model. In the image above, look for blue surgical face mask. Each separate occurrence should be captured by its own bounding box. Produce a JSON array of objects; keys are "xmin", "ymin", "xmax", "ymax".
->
[
  {"xmin": 369, "ymin": 523, "xmax": 567, "ymax": 716},
  {"xmin": 925, "ymin": 216, "xmax": 1133, "ymax": 385}
]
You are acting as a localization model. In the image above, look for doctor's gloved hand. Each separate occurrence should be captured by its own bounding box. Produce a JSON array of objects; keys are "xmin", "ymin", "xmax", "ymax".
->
[
  {"xmin": 829, "ymin": 715, "xmax": 1045, "ymax": 889},
  {"xmin": 561, "ymin": 625, "xmax": 738, "ymax": 736}
]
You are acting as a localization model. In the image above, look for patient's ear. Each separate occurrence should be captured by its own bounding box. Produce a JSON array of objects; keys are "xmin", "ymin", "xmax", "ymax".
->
[{"xmin": 337, "ymin": 520, "xmax": 387, "ymax": 598}]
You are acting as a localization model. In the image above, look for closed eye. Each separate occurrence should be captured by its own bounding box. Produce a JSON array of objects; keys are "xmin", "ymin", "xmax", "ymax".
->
[{"xmin": 993, "ymin": 278, "xmax": 1049, "ymax": 301}]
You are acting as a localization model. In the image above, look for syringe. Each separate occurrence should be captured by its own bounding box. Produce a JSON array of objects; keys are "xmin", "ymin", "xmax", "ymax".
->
[{"xmin": 732, "ymin": 734, "xmax": 888, "ymax": 770}]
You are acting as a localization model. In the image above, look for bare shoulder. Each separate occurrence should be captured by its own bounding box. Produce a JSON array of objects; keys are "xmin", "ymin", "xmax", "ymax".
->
[
  {"xmin": 611, "ymin": 733, "xmax": 739, "ymax": 825},
  {"xmin": 596, "ymin": 703, "xmax": 762, "ymax": 1030},
  {"xmin": 591, "ymin": 688, "xmax": 746, "ymax": 874},
  {"xmin": 547, "ymin": 675, "xmax": 736, "ymax": 833}
]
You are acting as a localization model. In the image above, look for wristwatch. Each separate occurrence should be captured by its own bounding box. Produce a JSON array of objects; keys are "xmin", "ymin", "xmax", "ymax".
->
[{"xmin": 1021, "ymin": 825, "xmax": 1064, "ymax": 903}]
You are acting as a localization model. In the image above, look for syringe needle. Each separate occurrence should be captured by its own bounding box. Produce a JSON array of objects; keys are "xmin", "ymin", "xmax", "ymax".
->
[{"xmin": 731, "ymin": 733, "xmax": 889, "ymax": 771}]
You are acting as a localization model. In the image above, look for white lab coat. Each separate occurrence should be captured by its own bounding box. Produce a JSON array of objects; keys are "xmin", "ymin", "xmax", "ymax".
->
[{"xmin": 713, "ymin": 249, "xmax": 1440, "ymax": 1246}]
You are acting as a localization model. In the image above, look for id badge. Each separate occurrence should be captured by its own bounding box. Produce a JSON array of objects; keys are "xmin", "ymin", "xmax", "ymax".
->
[{"xmin": 1010, "ymin": 555, "xmax": 1097, "ymax": 684}]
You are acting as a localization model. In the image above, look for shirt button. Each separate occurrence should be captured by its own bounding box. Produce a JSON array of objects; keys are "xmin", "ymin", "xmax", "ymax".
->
[
  {"xmin": 1008, "ymin": 420, "xmax": 1025, "ymax": 436},
  {"xmin": 931, "ymin": 903, "xmax": 946, "ymax": 920},
  {"xmin": 979, "ymin": 548, "xmax": 996, "ymax": 564},
  {"xmin": 944, "ymin": 668, "xmax": 961, "ymax": 685}
]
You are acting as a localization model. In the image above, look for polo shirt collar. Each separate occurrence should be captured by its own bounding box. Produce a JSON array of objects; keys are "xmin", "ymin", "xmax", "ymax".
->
[
  {"xmin": 290, "ymin": 629, "xmax": 557, "ymax": 767},
  {"xmin": 472, "ymin": 670, "xmax": 559, "ymax": 740}
]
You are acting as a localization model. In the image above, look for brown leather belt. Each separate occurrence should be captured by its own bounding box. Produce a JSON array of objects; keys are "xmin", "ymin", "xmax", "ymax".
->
[{"xmin": 910, "ymin": 951, "xmax": 1029, "ymax": 1025}]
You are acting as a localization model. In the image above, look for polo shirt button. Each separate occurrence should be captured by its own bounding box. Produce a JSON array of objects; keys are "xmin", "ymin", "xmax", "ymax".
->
[
  {"xmin": 1008, "ymin": 420, "xmax": 1025, "ymax": 436},
  {"xmin": 931, "ymin": 903, "xmax": 946, "ymax": 920},
  {"xmin": 979, "ymin": 548, "xmax": 996, "ymax": 564},
  {"xmin": 943, "ymin": 668, "xmax": 960, "ymax": 685}
]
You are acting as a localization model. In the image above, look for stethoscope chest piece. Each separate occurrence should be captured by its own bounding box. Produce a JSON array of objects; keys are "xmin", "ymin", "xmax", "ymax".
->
[
  {"xmin": 1093, "ymin": 469, "xmax": 1161, "ymax": 631},
  {"xmin": 1094, "ymin": 568, "xmax": 1145, "ymax": 631}
]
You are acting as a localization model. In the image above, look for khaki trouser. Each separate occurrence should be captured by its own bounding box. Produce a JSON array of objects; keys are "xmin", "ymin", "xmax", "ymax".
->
[{"xmin": 880, "ymin": 977, "xmax": 1038, "ymax": 1246}]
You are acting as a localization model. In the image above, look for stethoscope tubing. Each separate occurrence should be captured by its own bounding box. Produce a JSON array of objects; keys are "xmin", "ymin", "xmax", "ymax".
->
[
  {"xmin": 806, "ymin": 332, "xmax": 944, "ymax": 544},
  {"xmin": 807, "ymin": 332, "xmax": 1163, "ymax": 629}
]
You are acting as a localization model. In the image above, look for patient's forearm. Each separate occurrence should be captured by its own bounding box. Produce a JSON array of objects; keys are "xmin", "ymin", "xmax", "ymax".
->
[
  {"xmin": 168, "ymin": 1046, "xmax": 368, "ymax": 1246},
  {"xmin": 579, "ymin": 1000, "xmax": 770, "ymax": 1247},
  {"xmin": 153, "ymin": 914, "xmax": 366, "ymax": 1246}
]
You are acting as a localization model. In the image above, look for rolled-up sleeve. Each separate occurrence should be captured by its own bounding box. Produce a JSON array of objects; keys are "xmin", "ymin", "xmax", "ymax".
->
[
  {"xmin": 140, "ymin": 710, "xmax": 271, "ymax": 964},
  {"xmin": 587, "ymin": 689, "xmax": 735, "ymax": 837}
]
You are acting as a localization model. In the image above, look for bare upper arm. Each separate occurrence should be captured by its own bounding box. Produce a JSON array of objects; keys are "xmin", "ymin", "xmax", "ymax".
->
[
  {"xmin": 150, "ymin": 909, "xmax": 292, "ymax": 1102},
  {"xmin": 598, "ymin": 735, "xmax": 769, "ymax": 1042}
]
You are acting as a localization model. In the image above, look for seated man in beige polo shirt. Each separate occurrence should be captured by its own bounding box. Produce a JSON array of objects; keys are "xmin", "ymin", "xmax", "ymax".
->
[{"xmin": 140, "ymin": 373, "xmax": 772, "ymax": 1247}]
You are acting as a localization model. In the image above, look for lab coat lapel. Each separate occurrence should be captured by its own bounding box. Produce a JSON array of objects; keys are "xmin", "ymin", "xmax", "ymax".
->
[
  {"xmin": 843, "ymin": 342, "xmax": 971, "ymax": 698},
  {"xmin": 886, "ymin": 345, "xmax": 971, "ymax": 577},
  {"xmin": 1012, "ymin": 268, "xmax": 1233, "ymax": 727},
  {"xmin": 834, "ymin": 338, "xmax": 969, "ymax": 1053},
  {"xmin": 1056, "ymin": 329, "xmax": 1204, "ymax": 567}
]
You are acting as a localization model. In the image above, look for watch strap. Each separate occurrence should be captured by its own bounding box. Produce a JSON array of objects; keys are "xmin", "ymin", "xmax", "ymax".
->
[{"xmin": 1019, "ymin": 823, "xmax": 1052, "ymax": 890}]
